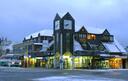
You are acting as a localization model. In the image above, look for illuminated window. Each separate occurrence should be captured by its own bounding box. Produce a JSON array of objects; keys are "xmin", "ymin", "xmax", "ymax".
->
[
  {"xmin": 87, "ymin": 35, "xmax": 91, "ymax": 39},
  {"xmin": 91, "ymin": 35, "xmax": 96, "ymax": 40},
  {"xmin": 109, "ymin": 58, "xmax": 122, "ymax": 69},
  {"xmin": 87, "ymin": 34, "xmax": 96, "ymax": 40}
]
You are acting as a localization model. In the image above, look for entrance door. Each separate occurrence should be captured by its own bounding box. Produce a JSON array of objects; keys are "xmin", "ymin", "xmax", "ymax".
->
[
  {"xmin": 122, "ymin": 59, "xmax": 126, "ymax": 69},
  {"xmin": 35, "ymin": 59, "xmax": 41, "ymax": 67},
  {"xmin": 63, "ymin": 52, "xmax": 72, "ymax": 69},
  {"xmin": 64, "ymin": 58, "xmax": 70, "ymax": 69}
]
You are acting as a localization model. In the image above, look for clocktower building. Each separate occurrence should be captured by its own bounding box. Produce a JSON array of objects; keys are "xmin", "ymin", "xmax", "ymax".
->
[{"xmin": 53, "ymin": 12, "xmax": 75, "ymax": 69}]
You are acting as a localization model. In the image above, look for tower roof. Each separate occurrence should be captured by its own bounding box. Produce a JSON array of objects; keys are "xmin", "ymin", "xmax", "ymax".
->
[
  {"xmin": 54, "ymin": 13, "xmax": 61, "ymax": 20},
  {"xmin": 62, "ymin": 12, "xmax": 74, "ymax": 20}
]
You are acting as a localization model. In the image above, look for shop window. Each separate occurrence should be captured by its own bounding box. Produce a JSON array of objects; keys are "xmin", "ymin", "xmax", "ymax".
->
[{"xmin": 109, "ymin": 58, "xmax": 122, "ymax": 69}]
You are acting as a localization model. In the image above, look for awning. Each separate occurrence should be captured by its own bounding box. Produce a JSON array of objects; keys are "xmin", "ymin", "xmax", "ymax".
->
[
  {"xmin": 74, "ymin": 50, "xmax": 107, "ymax": 56},
  {"xmin": 100, "ymin": 54, "xmax": 111, "ymax": 57}
]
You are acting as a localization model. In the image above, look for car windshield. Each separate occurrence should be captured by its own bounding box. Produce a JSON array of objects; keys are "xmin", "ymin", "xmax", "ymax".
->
[{"xmin": 0, "ymin": 55, "xmax": 23, "ymax": 60}]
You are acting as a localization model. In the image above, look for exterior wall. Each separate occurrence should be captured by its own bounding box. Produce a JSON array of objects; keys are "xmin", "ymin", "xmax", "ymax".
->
[
  {"xmin": 13, "ymin": 43, "xmax": 30, "ymax": 54},
  {"xmin": 13, "ymin": 12, "xmax": 128, "ymax": 69},
  {"xmin": 126, "ymin": 59, "xmax": 128, "ymax": 68}
]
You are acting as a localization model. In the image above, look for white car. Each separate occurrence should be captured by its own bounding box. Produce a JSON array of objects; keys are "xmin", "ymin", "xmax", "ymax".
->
[{"xmin": 0, "ymin": 54, "xmax": 23, "ymax": 67}]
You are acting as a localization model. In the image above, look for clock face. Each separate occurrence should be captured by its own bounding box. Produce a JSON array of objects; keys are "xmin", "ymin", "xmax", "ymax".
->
[
  {"xmin": 55, "ymin": 20, "xmax": 60, "ymax": 30},
  {"xmin": 64, "ymin": 20, "xmax": 72, "ymax": 29}
]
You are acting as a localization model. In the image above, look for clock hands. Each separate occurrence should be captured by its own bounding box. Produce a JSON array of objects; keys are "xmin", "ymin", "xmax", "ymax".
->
[
  {"xmin": 55, "ymin": 24, "xmax": 58, "ymax": 27},
  {"xmin": 65, "ymin": 23, "xmax": 69, "ymax": 27}
]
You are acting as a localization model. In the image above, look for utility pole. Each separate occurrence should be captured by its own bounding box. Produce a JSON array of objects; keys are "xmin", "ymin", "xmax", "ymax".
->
[{"xmin": 60, "ymin": 33, "xmax": 63, "ymax": 70}]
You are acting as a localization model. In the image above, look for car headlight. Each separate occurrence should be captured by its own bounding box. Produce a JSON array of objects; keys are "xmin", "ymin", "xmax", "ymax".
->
[
  {"xmin": 11, "ymin": 62, "xmax": 15, "ymax": 64},
  {"xmin": 19, "ymin": 62, "xmax": 22, "ymax": 65}
]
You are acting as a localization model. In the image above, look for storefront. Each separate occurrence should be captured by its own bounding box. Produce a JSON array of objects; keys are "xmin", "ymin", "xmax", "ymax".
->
[
  {"xmin": 63, "ymin": 52, "xmax": 72, "ymax": 69},
  {"xmin": 92, "ymin": 58, "xmax": 109, "ymax": 69},
  {"xmin": 73, "ymin": 56, "xmax": 93, "ymax": 69},
  {"xmin": 46, "ymin": 56, "xmax": 54, "ymax": 68},
  {"xmin": 109, "ymin": 58, "xmax": 122, "ymax": 69},
  {"xmin": 23, "ymin": 56, "xmax": 47, "ymax": 68}
]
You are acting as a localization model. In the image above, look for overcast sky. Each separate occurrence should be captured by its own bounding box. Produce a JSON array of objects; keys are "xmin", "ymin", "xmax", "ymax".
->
[{"xmin": 0, "ymin": 0, "xmax": 128, "ymax": 47}]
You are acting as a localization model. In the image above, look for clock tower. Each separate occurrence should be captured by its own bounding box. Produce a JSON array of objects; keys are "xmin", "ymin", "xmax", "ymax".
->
[
  {"xmin": 53, "ymin": 13, "xmax": 61, "ymax": 53},
  {"xmin": 54, "ymin": 12, "xmax": 75, "ymax": 55},
  {"xmin": 53, "ymin": 12, "xmax": 75, "ymax": 69}
]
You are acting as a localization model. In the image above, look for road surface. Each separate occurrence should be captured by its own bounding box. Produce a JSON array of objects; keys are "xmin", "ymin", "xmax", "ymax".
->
[{"xmin": 0, "ymin": 67, "xmax": 128, "ymax": 81}]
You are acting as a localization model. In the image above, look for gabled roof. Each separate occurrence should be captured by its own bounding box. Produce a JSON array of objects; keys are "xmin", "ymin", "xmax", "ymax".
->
[
  {"xmin": 76, "ymin": 26, "xmax": 88, "ymax": 33},
  {"xmin": 103, "ymin": 29, "xmax": 110, "ymax": 35},
  {"xmin": 62, "ymin": 12, "xmax": 74, "ymax": 20},
  {"xmin": 25, "ymin": 29, "xmax": 53, "ymax": 40},
  {"xmin": 102, "ymin": 38, "xmax": 126, "ymax": 53},
  {"xmin": 54, "ymin": 13, "xmax": 61, "ymax": 21},
  {"xmin": 75, "ymin": 26, "xmax": 105, "ymax": 34}
]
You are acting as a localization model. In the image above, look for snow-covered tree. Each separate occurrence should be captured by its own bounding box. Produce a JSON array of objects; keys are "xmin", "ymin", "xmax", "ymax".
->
[
  {"xmin": 125, "ymin": 46, "xmax": 128, "ymax": 52},
  {"xmin": 0, "ymin": 37, "xmax": 12, "ymax": 56}
]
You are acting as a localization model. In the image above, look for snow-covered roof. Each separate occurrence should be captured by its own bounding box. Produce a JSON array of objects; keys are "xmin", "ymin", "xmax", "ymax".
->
[
  {"xmin": 25, "ymin": 29, "xmax": 53, "ymax": 40},
  {"xmin": 33, "ymin": 43, "xmax": 42, "ymax": 45},
  {"xmin": 40, "ymin": 40, "xmax": 54, "ymax": 52},
  {"xmin": 75, "ymin": 26, "xmax": 105, "ymax": 34},
  {"xmin": 103, "ymin": 43, "xmax": 120, "ymax": 52},
  {"xmin": 114, "ymin": 39, "xmax": 126, "ymax": 53},
  {"xmin": 58, "ymin": 12, "xmax": 66, "ymax": 18},
  {"xmin": 74, "ymin": 40, "xmax": 84, "ymax": 51},
  {"xmin": 49, "ymin": 40, "xmax": 54, "ymax": 47},
  {"xmin": 4, "ymin": 43, "xmax": 13, "ymax": 50},
  {"xmin": 102, "ymin": 39, "xmax": 126, "ymax": 53}
]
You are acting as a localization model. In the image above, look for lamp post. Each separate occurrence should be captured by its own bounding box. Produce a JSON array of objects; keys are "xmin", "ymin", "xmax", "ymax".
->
[
  {"xmin": 53, "ymin": 36, "xmax": 56, "ymax": 69},
  {"xmin": 60, "ymin": 33, "xmax": 63, "ymax": 70}
]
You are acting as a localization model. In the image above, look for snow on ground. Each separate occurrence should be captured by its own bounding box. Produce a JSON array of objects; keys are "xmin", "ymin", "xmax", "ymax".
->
[{"xmin": 33, "ymin": 75, "xmax": 125, "ymax": 81}]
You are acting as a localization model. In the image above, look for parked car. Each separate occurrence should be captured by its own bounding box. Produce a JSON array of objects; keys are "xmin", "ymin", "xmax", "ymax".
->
[{"xmin": 0, "ymin": 54, "xmax": 23, "ymax": 67}]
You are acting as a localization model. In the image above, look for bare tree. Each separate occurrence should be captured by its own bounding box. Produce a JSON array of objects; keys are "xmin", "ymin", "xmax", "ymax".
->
[{"xmin": 0, "ymin": 37, "xmax": 12, "ymax": 56}]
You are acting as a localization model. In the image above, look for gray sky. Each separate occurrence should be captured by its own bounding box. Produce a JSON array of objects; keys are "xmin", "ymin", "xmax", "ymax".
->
[{"xmin": 0, "ymin": 0, "xmax": 128, "ymax": 47}]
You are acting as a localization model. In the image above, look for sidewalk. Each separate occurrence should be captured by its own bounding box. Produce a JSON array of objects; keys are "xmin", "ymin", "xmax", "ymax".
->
[
  {"xmin": 71, "ymin": 68, "xmax": 128, "ymax": 72},
  {"xmin": 1, "ymin": 66, "xmax": 128, "ymax": 72}
]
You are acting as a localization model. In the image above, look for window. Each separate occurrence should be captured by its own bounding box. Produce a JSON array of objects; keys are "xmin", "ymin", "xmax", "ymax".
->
[
  {"xmin": 91, "ymin": 35, "xmax": 96, "ymax": 40},
  {"xmin": 87, "ymin": 34, "xmax": 96, "ymax": 40},
  {"xmin": 87, "ymin": 35, "xmax": 91, "ymax": 40},
  {"xmin": 110, "ymin": 36, "xmax": 113, "ymax": 41},
  {"xmin": 83, "ymin": 34, "xmax": 86, "ymax": 38},
  {"xmin": 79, "ymin": 34, "xmax": 84, "ymax": 38}
]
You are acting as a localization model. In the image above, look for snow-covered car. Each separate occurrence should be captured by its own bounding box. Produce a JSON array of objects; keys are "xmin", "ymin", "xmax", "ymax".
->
[{"xmin": 0, "ymin": 54, "xmax": 23, "ymax": 67}]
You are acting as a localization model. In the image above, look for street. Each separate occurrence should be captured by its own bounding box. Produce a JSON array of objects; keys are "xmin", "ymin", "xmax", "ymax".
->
[{"xmin": 0, "ymin": 67, "xmax": 128, "ymax": 81}]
